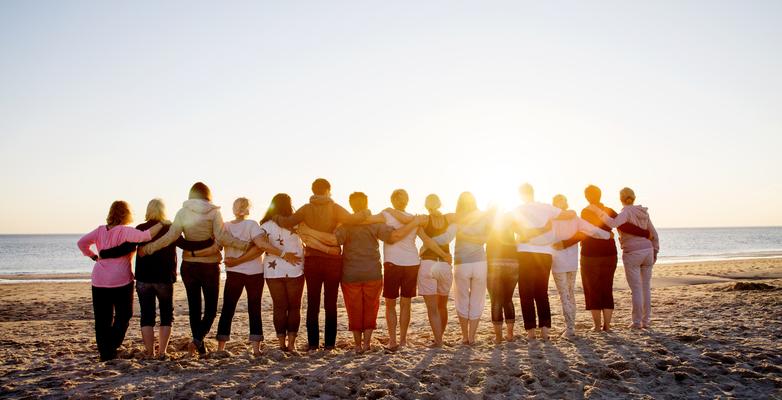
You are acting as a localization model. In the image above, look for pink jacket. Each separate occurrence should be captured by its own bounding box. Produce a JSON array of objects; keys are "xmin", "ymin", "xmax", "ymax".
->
[{"xmin": 77, "ymin": 225, "xmax": 153, "ymax": 288}]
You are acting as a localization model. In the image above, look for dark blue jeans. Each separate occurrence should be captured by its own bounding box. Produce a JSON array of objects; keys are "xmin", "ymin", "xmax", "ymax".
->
[
  {"xmin": 136, "ymin": 281, "xmax": 174, "ymax": 327},
  {"xmin": 304, "ymin": 256, "xmax": 342, "ymax": 349},
  {"xmin": 180, "ymin": 261, "xmax": 220, "ymax": 346},
  {"xmin": 216, "ymin": 272, "xmax": 264, "ymax": 342}
]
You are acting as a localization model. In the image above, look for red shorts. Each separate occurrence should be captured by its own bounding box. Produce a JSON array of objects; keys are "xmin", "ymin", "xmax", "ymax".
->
[
  {"xmin": 383, "ymin": 262, "xmax": 420, "ymax": 299},
  {"xmin": 341, "ymin": 280, "xmax": 382, "ymax": 331}
]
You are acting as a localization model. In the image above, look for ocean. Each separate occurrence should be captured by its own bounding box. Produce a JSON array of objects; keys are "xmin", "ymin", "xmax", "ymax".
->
[{"xmin": 1, "ymin": 227, "xmax": 781, "ymax": 278}]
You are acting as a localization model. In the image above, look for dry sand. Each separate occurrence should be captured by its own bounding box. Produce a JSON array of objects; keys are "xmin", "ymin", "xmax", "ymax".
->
[{"xmin": 1, "ymin": 258, "xmax": 781, "ymax": 399}]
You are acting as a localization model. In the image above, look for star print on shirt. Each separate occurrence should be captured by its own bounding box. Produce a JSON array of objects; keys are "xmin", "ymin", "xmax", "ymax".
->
[
  {"xmin": 277, "ymin": 237, "xmax": 285, "ymax": 246},
  {"xmin": 267, "ymin": 260, "xmax": 277, "ymax": 270}
]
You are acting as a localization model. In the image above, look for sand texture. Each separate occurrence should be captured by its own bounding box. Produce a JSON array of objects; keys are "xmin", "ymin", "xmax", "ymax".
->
[{"xmin": 1, "ymin": 258, "xmax": 781, "ymax": 399}]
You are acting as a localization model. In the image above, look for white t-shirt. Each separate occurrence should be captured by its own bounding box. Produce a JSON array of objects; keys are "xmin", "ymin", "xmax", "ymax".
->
[
  {"xmin": 513, "ymin": 202, "xmax": 562, "ymax": 255},
  {"xmin": 540, "ymin": 217, "xmax": 610, "ymax": 273},
  {"xmin": 259, "ymin": 220, "xmax": 304, "ymax": 279},
  {"xmin": 382, "ymin": 211, "xmax": 420, "ymax": 266},
  {"xmin": 224, "ymin": 220, "xmax": 264, "ymax": 275}
]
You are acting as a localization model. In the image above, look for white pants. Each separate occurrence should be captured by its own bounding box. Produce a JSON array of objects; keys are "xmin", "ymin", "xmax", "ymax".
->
[
  {"xmin": 623, "ymin": 248, "xmax": 655, "ymax": 327},
  {"xmin": 453, "ymin": 261, "xmax": 487, "ymax": 320},
  {"xmin": 418, "ymin": 260, "xmax": 453, "ymax": 296},
  {"xmin": 552, "ymin": 271, "xmax": 577, "ymax": 333}
]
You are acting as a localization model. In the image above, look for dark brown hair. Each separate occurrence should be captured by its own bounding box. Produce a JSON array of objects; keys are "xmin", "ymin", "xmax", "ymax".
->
[
  {"xmin": 189, "ymin": 182, "xmax": 212, "ymax": 201},
  {"xmin": 348, "ymin": 192, "xmax": 368, "ymax": 213},
  {"xmin": 311, "ymin": 178, "xmax": 331, "ymax": 196},
  {"xmin": 106, "ymin": 201, "xmax": 133, "ymax": 226},
  {"xmin": 260, "ymin": 193, "xmax": 294, "ymax": 224}
]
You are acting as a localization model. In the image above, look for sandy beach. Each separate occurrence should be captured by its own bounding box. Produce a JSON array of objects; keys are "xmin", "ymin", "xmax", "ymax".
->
[{"xmin": 1, "ymin": 258, "xmax": 781, "ymax": 399}]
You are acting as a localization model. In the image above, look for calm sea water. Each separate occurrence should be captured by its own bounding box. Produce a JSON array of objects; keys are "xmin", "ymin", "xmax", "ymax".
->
[{"xmin": 0, "ymin": 227, "xmax": 781, "ymax": 277}]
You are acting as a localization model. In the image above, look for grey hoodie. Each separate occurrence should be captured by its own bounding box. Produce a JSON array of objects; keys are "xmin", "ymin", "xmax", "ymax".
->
[
  {"xmin": 141, "ymin": 199, "xmax": 249, "ymax": 263},
  {"xmin": 602, "ymin": 205, "xmax": 660, "ymax": 254}
]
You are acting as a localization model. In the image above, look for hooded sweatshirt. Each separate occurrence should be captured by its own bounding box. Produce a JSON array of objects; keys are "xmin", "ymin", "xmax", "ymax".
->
[
  {"xmin": 141, "ymin": 199, "xmax": 249, "ymax": 263},
  {"xmin": 274, "ymin": 195, "xmax": 368, "ymax": 258},
  {"xmin": 599, "ymin": 205, "xmax": 660, "ymax": 254}
]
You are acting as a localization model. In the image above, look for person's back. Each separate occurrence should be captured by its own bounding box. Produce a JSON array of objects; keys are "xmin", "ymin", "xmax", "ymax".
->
[
  {"xmin": 421, "ymin": 216, "xmax": 452, "ymax": 261},
  {"xmin": 134, "ymin": 220, "xmax": 177, "ymax": 284},
  {"xmin": 454, "ymin": 214, "xmax": 489, "ymax": 264},
  {"xmin": 616, "ymin": 205, "xmax": 657, "ymax": 253},
  {"xmin": 338, "ymin": 223, "xmax": 392, "ymax": 283},
  {"xmin": 223, "ymin": 219, "xmax": 263, "ymax": 275},
  {"xmin": 382, "ymin": 210, "xmax": 419, "ymax": 266},
  {"xmin": 580, "ymin": 205, "xmax": 617, "ymax": 257}
]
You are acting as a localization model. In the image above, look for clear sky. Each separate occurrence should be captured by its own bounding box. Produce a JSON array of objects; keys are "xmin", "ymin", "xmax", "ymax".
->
[{"xmin": 1, "ymin": 1, "xmax": 780, "ymax": 234}]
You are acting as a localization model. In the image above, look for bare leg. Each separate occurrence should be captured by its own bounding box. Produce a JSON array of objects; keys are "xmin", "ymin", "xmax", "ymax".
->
[
  {"xmin": 423, "ymin": 295, "xmax": 443, "ymax": 347},
  {"xmin": 437, "ymin": 295, "xmax": 448, "ymax": 336},
  {"xmin": 141, "ymin": 326, "xmax": 155, "ymax": 357},
  {"xmin": 399, "ymin": 297, "xmax": 412, "ymax": 347},
  {"xmin": 277, "ymin": 335, "xmax": 287, "ymax": 350},
  {"xmin": 468, "ymin": 319, "xmax": 480, "ymax": 344},
  {"xmin": 362, "ymin": 329, "xmax": 373, "ymax": 352},
  {"xmin": 603, "ymin": 309, "xmax": 614, "ymax": 331},
  {"xmin": 352, "ymin": 331, "xmax": 363, "ymax": 353},
  {"xmin": 385, "ymin": 298, "xmax": 398, "ymax": 349},
  {"xmin": 458, "ymin": 316, "xmax": 469, "ymax": 344},
  {"xmin": 251, "ymin": 340, "xmax": 261, "ymax": 357},
  {"xmin": 159, "ymin": 326, "xmax": 172, "ymax": 356},
  {"xmin": 286, "ymin": 334, "xmax": 297, "ymax": 352},
  {"xmin": 493, "ymin": 323, "xmax": 503, "ymax": 344},
  {"xmin": 505, "ymin": 322, "xmax": 515, "ymax": 341},
  {"xmin": 590, "ymin": 310, "xmax": 602, "ymax": 331},
  {"xmin": 217, "ymin": 340, "xmax": 227, "ymax": 351},
  {"xmin": 526, "ymin": 329, "xmax": 536, "ymax": 340}
]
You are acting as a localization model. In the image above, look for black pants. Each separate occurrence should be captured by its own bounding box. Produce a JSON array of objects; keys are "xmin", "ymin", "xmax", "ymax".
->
[
  {"xmin": 92, "ymin": 283, "xmax": 134, "ymax": 361},
  {"xmin": 216, "ymin": 272, "xmax": 264, "ymax": 342},
  {"xmin": 581, "ymin": 255, "xmax": 618, "ymax": 310},
  {"xmin": 517, "ymin": 252, "xmax": 552, "ymax": 330},
  {"xmin": 487, "ymin": 259, "xmax": 518, "ymax": 325},
  {"xmin": 180, "ymin": 261, "xmax": 220, "ymax": 346},
  {"xmin": 304, "ymin": 256, "xmax": 342, "ymax": 348},
  {"xmin": 266, "ymin": 276, "xmax": 305, "ymax": 337},
  {"xmin": 136, "ymin": 281, "xmax": 174, "ymax": 327}
]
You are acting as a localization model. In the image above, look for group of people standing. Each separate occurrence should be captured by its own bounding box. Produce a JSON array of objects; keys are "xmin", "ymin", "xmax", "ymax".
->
[{"xmin": 77, "ymin": 179, "xmax": 659, "ymax": 361}]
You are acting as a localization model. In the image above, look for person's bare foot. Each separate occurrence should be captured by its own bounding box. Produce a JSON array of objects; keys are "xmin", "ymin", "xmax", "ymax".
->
[
  {"xmin": 353, "ymin": 345, "xmax": 363, "ymax": 354},
  {"xmin": 187, "ymin": 342, "xmax": 198, "ymax": 356},
  {"xmin": 628, "ymin": 323, "xmax": 642, "ymax": 329},
  {"xmin": 399, "ymin": 340, "xmax": 407, "ymax": 347},
  {"xmin": 492, "ymin": 335, "xmax": 503, "ymax": 344},
  {"xmin": 602, "ymin": 325, "xmax": 612, "ymax": 332},
  {"xmin": 526, "ymin": 330, "xmax": 536, "ymax": 341},
  {"xmin": 253, "ymin": 349, "xmax": 262, "ymax": 357},
  {"xmin": 384, "ymin": 344, "xmax": 400, "ymax": 352},
  {"xmin": 428, "ymin": 341, "xmax": 443, "ymax": 348},
  {"xmin": 592, "ymin": 326, "xmax": 602, "ymax": 332},
  {"xmin": 505, "ymin": 334, "xmax": 515, "ymax": 342}
]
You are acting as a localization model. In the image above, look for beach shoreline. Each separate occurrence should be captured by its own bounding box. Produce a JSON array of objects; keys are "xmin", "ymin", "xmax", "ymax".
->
[{"xmin": 0, "ymin": 257, "xmax": 780, "ymax": 398}]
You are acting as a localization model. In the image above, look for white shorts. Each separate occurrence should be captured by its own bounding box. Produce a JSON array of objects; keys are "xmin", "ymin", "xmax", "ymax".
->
[{"xmin": 418, "ymin": 259, "xmax": 453, "ymax": 296}]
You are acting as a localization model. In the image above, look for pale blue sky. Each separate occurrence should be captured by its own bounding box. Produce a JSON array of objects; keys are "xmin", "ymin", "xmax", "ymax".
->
[{"xmin": 1, "ymin": 1, "xmax": 780, "ymax": 233}]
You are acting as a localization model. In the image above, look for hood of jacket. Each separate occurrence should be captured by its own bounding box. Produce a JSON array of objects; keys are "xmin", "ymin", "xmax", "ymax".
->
[
  {"xmin": 309, "ymin": 195, "xmax": 334, "ymax": 206},
  {"xmin": 182, "ymin": 199, "xmax": 220, "ymax": 215},
  {"xmin": 621, "ymin": 205, "xmax": 650, "ymax": 230}
]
